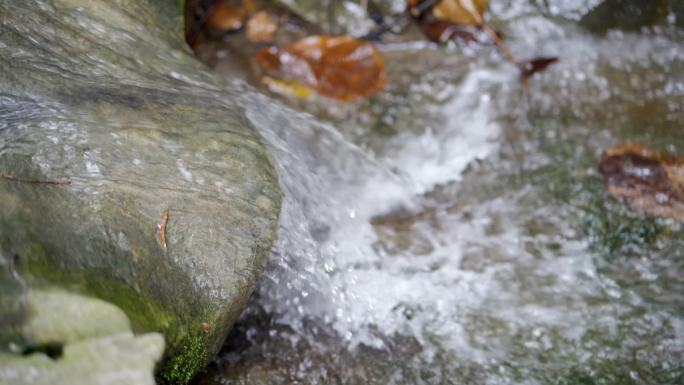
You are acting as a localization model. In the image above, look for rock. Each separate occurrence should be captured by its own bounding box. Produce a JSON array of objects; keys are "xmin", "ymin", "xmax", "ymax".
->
[
  {"xmin": 0, "ymin": 288, "xmax": 163, "ymax": 385},
  {"xmin": 0, "ymin": 0, "xmax": 281, "ymax": 383},
  {"xmin": 672, "ymin": 1, "xmax": 684, "ymax": 29},
  {"xmin": 579, "ymin": 0, "xmax": 670, "ymax": 33},
  {"xmin": 0, "ymin": 332, "xmax": 164, "ymax": 385},
  {"xmin": 0, "ymin": 254, "xmax": 27, "ymax": 335},
  {"xmin": 20, "ymin": 290, "xmax": 131, "ymax": 346}
]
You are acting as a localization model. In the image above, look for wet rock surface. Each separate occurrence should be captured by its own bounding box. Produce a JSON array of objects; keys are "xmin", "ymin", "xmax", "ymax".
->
[
  {"xmin": 0, "ymin": 332, "xmax": 164, "ymax": 385},
  {"xmin": 0, "ymin": 0, "xmax": 281, "ymax": 382},
  {"xmin": 0, "ymin": 288, "xmax": 164, "ymax": 385}
]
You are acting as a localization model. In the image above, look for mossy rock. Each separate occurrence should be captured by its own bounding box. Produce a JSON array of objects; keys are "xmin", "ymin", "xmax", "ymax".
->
[
  {"xmin": 0, "ymin": 331, "xmax": 165, "ymax": 385},
  {"xmin": 0, "ymin": 0, "xmax": 281, "ymax": 383},
  {"xmin": 0, "ymin": 289, "xmax": 165, "ymax": 385}
]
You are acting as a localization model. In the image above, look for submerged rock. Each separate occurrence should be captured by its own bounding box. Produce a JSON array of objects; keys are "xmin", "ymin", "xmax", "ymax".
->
[
  {"xmin": 0, "ymin": 0, "xmax": 281, "ymax": 383},
  {"xmin": 579, "ymin": 0, "xmax": 671, "ymax": 33}
]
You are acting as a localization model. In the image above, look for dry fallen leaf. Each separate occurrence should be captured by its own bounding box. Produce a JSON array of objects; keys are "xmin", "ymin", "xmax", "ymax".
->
[
  {"xmin": 433, "ymin": 0, "xmax": 488, "ymax": 26},
  {"xmin": 409, "ymin": 0, "xmax": 488, "ymax": 26},
  {"xmin": 256, "ymin": 36, "xmax": 387, "ymax": 102},
  {"xmin": 246, "ymin": 10, "xmax": 278, "ymax": 42},
  {"xmin": 598, "ymin": 143, "xmax": 684, "ymax": 222},
  {"xmin": 207, "ymin": 2, "xmax": 245, "ymax": 33},
  {"xmin": 518, "ymin": 57, "xmax": 558, "ymax": 83},
  {"xmin": 261, "ymin": 77, "xmax": 314, "ymax": 100},
  {"xmin": 418, "ymin": 19, "xmax": 481, "ymax": 43},
  {"xmin": 409, "ymin": 1, "xmax": 558, "ymax": 85}
]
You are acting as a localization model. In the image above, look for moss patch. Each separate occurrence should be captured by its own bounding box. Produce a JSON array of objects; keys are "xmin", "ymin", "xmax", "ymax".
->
[
  {"xmin": 159, "ymin": 334, "xmax": 208, "ymax": 385},
  {"xmin": 15, "ymin": 244, "xmax": 180, "ymax": 343},
  {"xmin": 574, "ymin": 176, "xmax": 664, "ymax": 259}
]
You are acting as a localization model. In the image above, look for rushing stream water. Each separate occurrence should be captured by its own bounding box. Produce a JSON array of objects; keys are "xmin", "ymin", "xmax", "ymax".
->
[{"xmin": 195, "ymin": 1, "xmax": 684, "ymax": 384}]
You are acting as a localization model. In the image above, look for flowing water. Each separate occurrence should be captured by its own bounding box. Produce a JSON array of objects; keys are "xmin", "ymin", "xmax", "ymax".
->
[{"xmin": 196, "ymin": 1, "xmax": 684, "ymax": 384}]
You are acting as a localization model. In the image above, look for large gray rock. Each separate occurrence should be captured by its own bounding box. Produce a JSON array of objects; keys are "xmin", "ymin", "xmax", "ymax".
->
[{"xmin": 0, "ymin": 0, "xmax": 281, "ymax": 383}]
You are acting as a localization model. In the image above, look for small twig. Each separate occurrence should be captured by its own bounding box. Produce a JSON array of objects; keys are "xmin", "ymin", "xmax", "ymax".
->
[
  {"xmin": 481, "ymin": 23, "xmax": 518, "ymax": 65},
  {"xmin": 157, "ymin": 208, "xmax": 170, "ymax": 253},
  {"xmin": 0, "ymin": 173, "xmax": 71, "ymax": 185}
]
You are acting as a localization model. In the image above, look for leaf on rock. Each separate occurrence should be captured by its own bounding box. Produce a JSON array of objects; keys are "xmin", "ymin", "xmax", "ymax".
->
[
  {"xmin": 518, "ymin": 57, "xmax": 558, "ymax": 82},
  {"xmin": 255, "ymin": 36, "xmax": 388, "ymax": 102},
  {"xmin": 207, "ymin": 2, "xmax": 245, "ymax": 33},
  {"xmin": 246, "ymin": 11, "xmax": 278, "ymax": 42},
  {"xmin": 598, "ymin": 143, "xmax": 684, "ymax": 222}
]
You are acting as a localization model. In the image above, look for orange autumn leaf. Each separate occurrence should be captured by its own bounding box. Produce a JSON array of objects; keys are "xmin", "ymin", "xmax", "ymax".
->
[
  {"xmin": 418, "ymin": 19, "xmax": 481, "ymax": 43},
  {"xmin": 207, "ymin": 2, "xmax": 245, "ymax": 33},
  {"xmin": 433, "ymin": 0, "xmax": 488, "ymax": 26},
  {"xmin": 255, "ymin": 36, "xmax": 387, "ymax": 102},
  {"xmin": 598, "ymin": 143, "xmax": 684, "ymax": 222},
  {"xmin": 409, "ymin": 0, "xmax": 489, "ymax": 26},
  {"xmin": 246, "ymin": 11, "xmax": 278, "ymax": 42}
]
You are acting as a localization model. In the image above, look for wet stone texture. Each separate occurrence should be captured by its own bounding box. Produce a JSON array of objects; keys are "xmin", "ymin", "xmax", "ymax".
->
[
  {"xmin": 0, "ymin": 289, "xmax": 164, "ymax": 385},
  {"xmin": 0, "ymin": 0, "xmax": 281, "ymax": 383}
]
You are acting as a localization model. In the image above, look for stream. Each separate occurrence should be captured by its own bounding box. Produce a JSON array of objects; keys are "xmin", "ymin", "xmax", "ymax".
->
[{"xmin": 195, "ymin": 1, "xmax": 683, "ymax": 384}]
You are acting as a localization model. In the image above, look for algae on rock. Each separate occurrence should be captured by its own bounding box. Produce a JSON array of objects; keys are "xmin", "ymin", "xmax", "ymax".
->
[{"xmin": 0, "ymin": 0, "xmax": 281, "ymax": 382}]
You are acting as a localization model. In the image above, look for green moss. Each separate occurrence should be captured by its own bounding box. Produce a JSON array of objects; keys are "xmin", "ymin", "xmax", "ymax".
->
[
  {"xmin": 159, "ymin": 334, "xmax": 208, "ymax": 385},
  {"xmin": 18, "ymin": 249, "xmax": 208, "ymax": 383},
  {"xmin": 17, "ymin": 244, "xmax": 179, "ymax": 342},
  {"xmin": 4, "ymin": 243, "xmax": 210, "ymax": 383},
  {"xmin": 574, "ymin": 176, "xmax": 664, "ymax": 259},
  {"xmin": 538, "ymin": 360, "xmax": 684, "ymax": 385}
]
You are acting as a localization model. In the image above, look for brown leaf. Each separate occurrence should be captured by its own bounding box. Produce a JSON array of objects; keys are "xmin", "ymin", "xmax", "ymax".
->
[
  {"xmin": 246, "ymin": 11, "xmax": 278, "ymax": 42},
  {"xmin": 207, "ymin": 2, "xmax": 245, "ymax": 33},
  {"xmin": 433, "ymin": 0, "xmax": 488, "ymax": 26},
  {"xmin": 409, "ymin": 0, "xmax": 488, "ymax": 26},
  {"xmin": 419, "ymin": 19, "xmax": 482, "ymax": 43},
  {"xmin": 518, "ymin": 57, "xmax": 558, "ymax": 82},
  {"xmin": 255, "ymin": 36, "xmax": 387, "ymax": 102},
  {"xmin": 598, "ymin": 143, "xmax": 684, "ymax": 221}
]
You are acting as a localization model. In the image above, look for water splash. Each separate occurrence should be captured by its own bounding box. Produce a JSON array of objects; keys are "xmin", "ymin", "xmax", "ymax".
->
[{"xmin": 209, "ymin": 1, "xmax": 684, "ymax": 383}]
